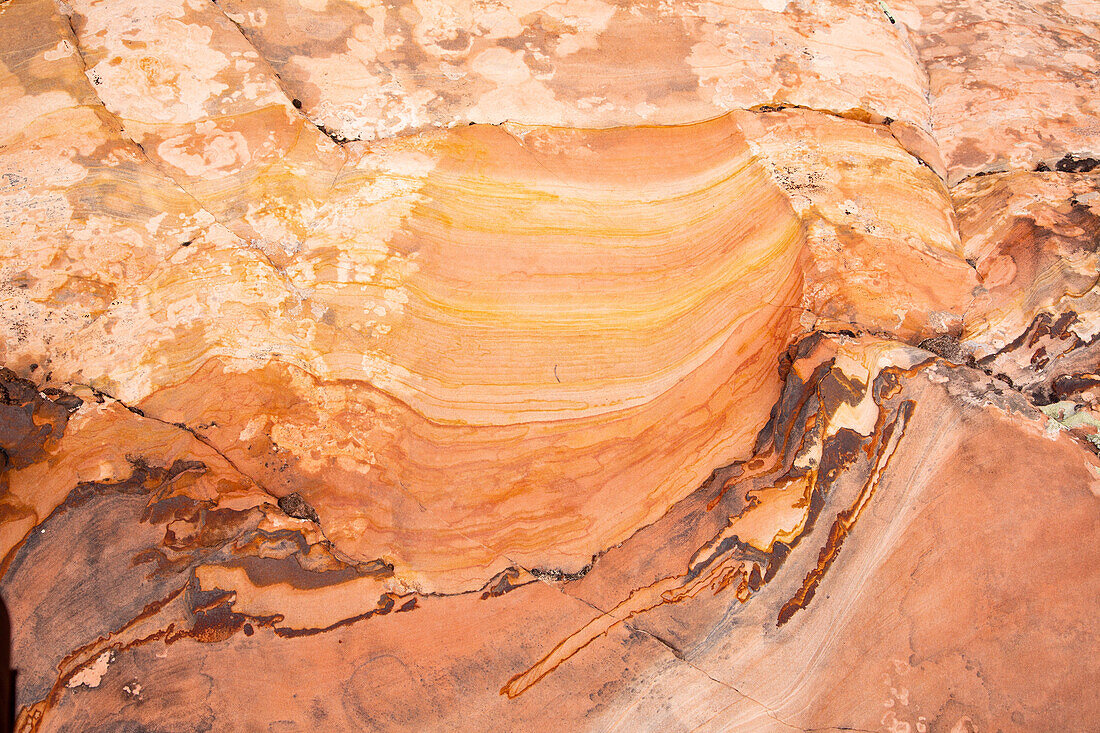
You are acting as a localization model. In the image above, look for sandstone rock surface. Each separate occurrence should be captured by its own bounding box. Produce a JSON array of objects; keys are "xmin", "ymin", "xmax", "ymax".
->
[{"xmin": 1, "ymin": 0, "xmax": 1097, "ymax": 730}]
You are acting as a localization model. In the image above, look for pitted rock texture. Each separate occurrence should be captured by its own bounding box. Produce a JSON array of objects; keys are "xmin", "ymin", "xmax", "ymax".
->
[{"xmin": 1, "ymin": 0, "xmax": 1098, "ymax": 730}]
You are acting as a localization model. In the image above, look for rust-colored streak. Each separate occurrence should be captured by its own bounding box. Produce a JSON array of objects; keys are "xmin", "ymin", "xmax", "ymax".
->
[
  {"xmin": 502, "ymin": 554, "xmax": 752, "ymax": 699},
  {"xmin": 777, "ymin": 400, "xmax": 915, "ymax": 627}
]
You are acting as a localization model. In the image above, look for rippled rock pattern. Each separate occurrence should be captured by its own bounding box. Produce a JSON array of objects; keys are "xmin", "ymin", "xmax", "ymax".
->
[{"xmin": 0, "ymin": 0, "xmax": 1097, "ymax": 730}]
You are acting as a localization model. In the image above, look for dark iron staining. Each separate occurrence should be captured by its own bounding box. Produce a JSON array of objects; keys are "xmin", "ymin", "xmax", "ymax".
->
[
  {"xmin": 777, "ymin": 400, "xmax": 914, "ymax": 627},
  {"xmin": 1054, "ymin": 154, "xmax": 1100, "ymax": 174},
  {"xmin": 707, "ymin": 339, "xmax": 880, "ymax": 605},
  {"xmin": 278, "ymin": 493, "xmax": 320, "ymax": 524},
  {"xmin": 273, "ymin": 591, "xmax": 415, "ymax": 639},
  {"xmin": 919, "ymin": 334, "xmax": 963, "ymax": 363},
  {"xmin": 529, "ymin": 561, "xmax": 594, "ymax": 583},
  {"xmin": 817, "ymin": 428, "xmax": 865, "ymax": 487},
  {"xmin": 314, "ymin": 123, "xmax": 350, "ymax": 144},
  {"xmin": 726, "ymin": 429, "xmax": 863, "ymax": 593},
  {"xmin": 1053, "ymin": 373, "xmax": 1100, "ymax": 400},
  {"xmin": 1036, "ymin": 155, "xmax": 1100, "ymax": 173},
  {"xmin": 180, "ymin": 581, "xmax": 280, "ymax": 645},
  {"xmin": 186, "ymin": 588, "xmax": 252, "ymax": 644},
  {"xmin": 238, "ymin": 555, "xmax": 361, "ymax": 590},
  {"xmin": 480, "ymin": 567, "xmax": 533, "ymax": 600},
  {"xmin": 976, "ymin": 310, "xmax": 1100, "ymax": 407},
  {"xmin": 0, "ymin": 367, "xmax": 80, "ymax": 475}
]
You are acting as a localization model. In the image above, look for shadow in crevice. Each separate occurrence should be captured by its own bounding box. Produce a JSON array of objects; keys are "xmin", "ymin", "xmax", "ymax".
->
[{"xmin": 1, "ymin": 593, "xmax": 12, "ymax": 733}]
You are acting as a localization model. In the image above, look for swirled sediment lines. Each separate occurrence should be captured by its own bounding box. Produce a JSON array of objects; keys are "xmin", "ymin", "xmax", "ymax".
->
[
  {"xmin": 372, "ymin": 120, "xmax": 803, "ymax": 425},
  {"xmin": 275, "ymin": 117, "xmax": 806, "ymax": 586}
]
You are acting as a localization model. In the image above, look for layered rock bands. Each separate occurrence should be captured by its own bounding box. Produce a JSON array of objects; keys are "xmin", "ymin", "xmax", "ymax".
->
[{"xmin": 1, "ymin": 0, "xmax": 1097, "ymax": 730}]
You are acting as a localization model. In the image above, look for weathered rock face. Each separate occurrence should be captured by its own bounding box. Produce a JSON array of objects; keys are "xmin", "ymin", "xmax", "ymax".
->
[
  {"xmin": 0, "ymin": 0, "xmax": 1097, "ymax": 730},
  {"xmin": 904, "ymin": 0, "xmax": 1100, "ymax": 184}
]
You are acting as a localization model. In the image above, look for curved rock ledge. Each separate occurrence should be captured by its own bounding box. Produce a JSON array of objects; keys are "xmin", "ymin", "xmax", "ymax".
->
[{"xmin": 1, "ymin": 0, "xmax": 1097, "ymax": 730}]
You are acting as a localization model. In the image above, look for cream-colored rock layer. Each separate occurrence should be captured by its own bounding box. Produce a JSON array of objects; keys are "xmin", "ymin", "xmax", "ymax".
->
[
  {"xmin": 902, "ymin": 0, "xmax": 1100, "ymax": 183},
  {"xmin": 133, "ymin": 117, "xmax": 807, "ymax": 593},
  {"xmin": 0, "ymin": 0, "xmax": 322, "ymax": 405},
  {"xmin": 3, "ymin": 0, "xmax": 810, "ymax": 593},
  {"xmin": 739, "ymin": 108, "xmax": 977, "ymax": 339},
  {"xmin": 64, "ymin": 0, "xmax": 346, "ymax": 258},
  {"xmin": 1, "ymin": 0, "xmax": 997, "ymax": 596},
  {"xmin": 0, "ymin": 0, "xmax": 224, "ymax": 378},
  {"xmin": 211, "ymin": 0, "xmax": 931, "ymax": 145}
]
